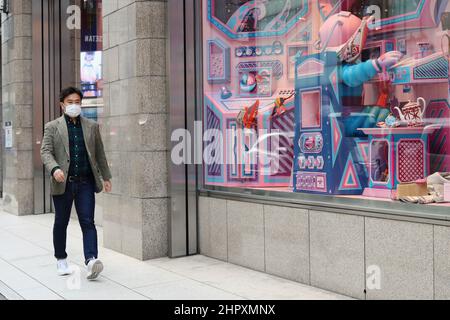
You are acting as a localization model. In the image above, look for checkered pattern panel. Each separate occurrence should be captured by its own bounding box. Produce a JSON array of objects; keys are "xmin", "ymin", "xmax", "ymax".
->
[{"xmin": 398, "ymin": 140, "xmax": 424, "ymax": 183}]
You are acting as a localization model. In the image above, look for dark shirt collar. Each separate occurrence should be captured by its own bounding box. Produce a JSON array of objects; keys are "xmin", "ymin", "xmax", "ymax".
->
[{"xmin": 64, "ymin": 113, "xmax": 81, "ymax": 125}]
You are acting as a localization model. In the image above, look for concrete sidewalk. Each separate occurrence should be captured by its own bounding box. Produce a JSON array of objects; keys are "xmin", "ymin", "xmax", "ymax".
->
[{"xmin": 0, "ymin": 210, "xmax": 351, "ymax": 300}]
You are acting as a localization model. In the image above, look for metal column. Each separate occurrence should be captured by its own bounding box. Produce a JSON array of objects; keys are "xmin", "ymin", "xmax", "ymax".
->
[
  {"xmin": 167, "ymin": 0, "xmax": 199, "ymax": 257},
  {"xmin": 32, "ymin": 0, "xmax": 73, "ymax": 214}
]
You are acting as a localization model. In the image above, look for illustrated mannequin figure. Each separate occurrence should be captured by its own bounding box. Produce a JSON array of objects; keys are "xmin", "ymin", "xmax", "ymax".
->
[{"xmin": 314, "ymin": 11, "xmax": 403, "ymax": 136}]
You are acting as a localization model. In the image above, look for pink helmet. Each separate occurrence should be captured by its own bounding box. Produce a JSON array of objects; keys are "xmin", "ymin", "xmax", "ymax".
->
[
  {"xmin": 315, "ymin": 11, "xmax": 371, "ymax": 63},
  {"xmin": 319, "ymin": 11, "xmax": 362, "ymax": 47}
]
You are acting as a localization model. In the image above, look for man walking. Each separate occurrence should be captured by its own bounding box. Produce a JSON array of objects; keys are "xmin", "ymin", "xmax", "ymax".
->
[{"xmin": 40, "ymin": 87, "xmax": 112, "ymax": 280}]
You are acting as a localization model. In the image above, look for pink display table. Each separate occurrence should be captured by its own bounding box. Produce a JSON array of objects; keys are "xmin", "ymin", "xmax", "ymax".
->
[{"xmin": 358, "ymin": 126, "xmax": 438, "ymax": 199}]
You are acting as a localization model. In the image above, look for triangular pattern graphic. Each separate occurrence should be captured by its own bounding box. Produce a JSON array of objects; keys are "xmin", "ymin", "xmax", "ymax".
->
[
  {"xmin": 339, "ymin": 154, "xmax": 362, "ymax": 191},
  {"xmin": 330, "ymin": 114, "xmax": 342, "ymax": 167},
  {"xmin": 329, "ymin": 68, "xmax": 339, "ymax": 100},
  {"xmin": 348, "ymin": 174, "xmax": 354, "ymax": 185}
]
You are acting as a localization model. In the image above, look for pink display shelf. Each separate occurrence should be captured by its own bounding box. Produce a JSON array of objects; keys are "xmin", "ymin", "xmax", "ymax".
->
[
  {"xmin": 358, "ymin": 126, "xmax": 439, "ymax": 136},
  {"xmin": 257, "ymin": 187, "xmax": 293, "ymax": 192},
  {"xmin": 341, "ymin": 195, "xmax": 450, "ymax": 207}
]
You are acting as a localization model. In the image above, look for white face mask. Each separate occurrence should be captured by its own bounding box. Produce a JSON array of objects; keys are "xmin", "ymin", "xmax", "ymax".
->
[{"xmin": 64, "ymin": 104, "xmax": 82, "ymax": 118}]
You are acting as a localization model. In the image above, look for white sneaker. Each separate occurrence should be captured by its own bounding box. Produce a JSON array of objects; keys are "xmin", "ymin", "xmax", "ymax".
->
[
  {"xmin": 56, "ymin": 259, "xmax": 72, "ymax": 276},
  {"xmin": 86, "ymin": 259, "xmax": 103, "ymax": 281}
]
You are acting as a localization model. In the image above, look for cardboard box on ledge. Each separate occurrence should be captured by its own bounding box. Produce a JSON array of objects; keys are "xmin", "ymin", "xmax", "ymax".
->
[{"xmin": 397, "ymin": 180, "xmax": 429, "ymax": 198}]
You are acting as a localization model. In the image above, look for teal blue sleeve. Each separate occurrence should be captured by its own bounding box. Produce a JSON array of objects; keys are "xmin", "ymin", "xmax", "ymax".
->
[{"xmin": 341, "ymin": 60, "xmax": 379, "ymax": 87}]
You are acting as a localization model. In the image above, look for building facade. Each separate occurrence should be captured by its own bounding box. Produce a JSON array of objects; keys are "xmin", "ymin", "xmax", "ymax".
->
[
  {"xmin": 2, "ymin": 0, "xmax": 450, "ymax": 299},
  {"xmin": 2, "ymin": 0, "xmax": 172, "ymax": 260}
]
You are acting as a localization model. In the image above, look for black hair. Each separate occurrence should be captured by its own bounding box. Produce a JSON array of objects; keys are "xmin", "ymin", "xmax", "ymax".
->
[{"xmin": 59, "ymin": 86, "xmax": 83, "ymax": 103}]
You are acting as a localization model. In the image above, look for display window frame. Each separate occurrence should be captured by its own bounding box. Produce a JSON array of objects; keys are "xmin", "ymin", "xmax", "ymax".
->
[{"xmin": 195, "ymin": 0, "xmax": 450, "ymax": 221}]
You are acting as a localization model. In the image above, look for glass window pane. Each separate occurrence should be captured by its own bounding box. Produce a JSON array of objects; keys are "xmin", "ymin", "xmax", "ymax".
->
[
  {"xmin": 201, "ymin": 0, "xmax": 450, "ymax": 209},
  {"xmin": 69, "ymin": 0, "xmax": 103, "ymax": 122}
]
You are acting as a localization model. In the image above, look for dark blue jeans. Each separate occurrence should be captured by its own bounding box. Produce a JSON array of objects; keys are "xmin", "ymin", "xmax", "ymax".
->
[{"xmin": 52, "ymin": 177, "xmax": 98, "ymax": 265}]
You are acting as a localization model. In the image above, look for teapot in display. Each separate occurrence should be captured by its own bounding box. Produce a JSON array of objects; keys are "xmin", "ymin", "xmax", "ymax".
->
[{"xmin": 394, "ymin": 97, "xmax": 427, "ymax": 126}]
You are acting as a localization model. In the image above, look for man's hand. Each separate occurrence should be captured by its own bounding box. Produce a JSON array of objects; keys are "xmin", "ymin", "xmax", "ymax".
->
[
  {"xmin": 104, "ymin": 180, "xmax": 112, "ymax": 193},
  {"xmin": 53, "ymin": 169, "xmax": 65, "ymax": 183}
]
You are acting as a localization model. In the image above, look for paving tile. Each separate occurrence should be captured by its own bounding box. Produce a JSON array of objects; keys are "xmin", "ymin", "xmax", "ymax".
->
[
  {"xmin": 0, "ymin": 279, "xmax": 24, "ymax": 300},
  {"xmin": 160, "ymin": 260, "xmax": 351, "ymax": 300},
  {"xmin": 0, "ymin": 258, "xmax": 44, "ymax": 292},
  {"xmin": 9, "ymin": 256, "xmax": 148, "ymax": 300},
  {"xmin": 16, "ymin": 286, "xmax": 64, "ymax": 300},
  {"xmin": 0, "ymin": 213, "xmax": 23, "ymax": 228},
  {"xmin": 2, "ymin": 223, "xmax": 53, "ymax": 244},
  {"xmin": 145, "ymin": 255, "xmax": 224, "ymax": 272},
  {"xmin": 134, "ymin": 279, "xmax": 244, "ymax": 300},
  {"xmin": 0, "ymin": 211, "xmax": 348, "ymax": 300},
  {"xmin": 20, "ymin": 213, "xmax": 55, "ymax": 228},
  {"xmin": 0, "ymin": 230, "xmax": 49, "ymax": 261},
  {"xmin": 100, "ymin": 260, "xmax": 185, "ymax": 289}
]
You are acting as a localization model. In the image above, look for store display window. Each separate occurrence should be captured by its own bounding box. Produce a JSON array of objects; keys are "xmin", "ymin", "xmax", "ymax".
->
[
  {"xmin": 79, "ymin": 0, "xmax": 103, "ymax": 121},
  {"xmin": 201, "ymin": 0, "xmax": 450, "ymax": 208}
]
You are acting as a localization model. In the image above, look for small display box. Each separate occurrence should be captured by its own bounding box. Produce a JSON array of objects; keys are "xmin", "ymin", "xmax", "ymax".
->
[
  {"xmin": 358, "ymin": 126, "xmax": 438, "ymax": 199},
  {"xmin": 236, "ymin": 61, "xmax": 282, "ymax": 98},
  {"xmin": 207, "ymin": 39, "xmax": 231, "ymax": 84}
]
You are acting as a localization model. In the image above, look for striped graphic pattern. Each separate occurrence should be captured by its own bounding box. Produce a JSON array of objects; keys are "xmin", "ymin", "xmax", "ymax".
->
[
  {"xmin": 414, "ymin": 57, "xmax": 448, "ymax": 80},
  {"xmin": 270, "ymin": 108, "xmax": 295, "ymax": 176},
  {"xmin": 206, "ymin": 106, "xmax": 221, "ymax": 176},
  {"xmin": 237, "ymin": 60, "xmax": 283, "ymax": 79},
  {"xmin": 426, "ymin": 100, "xmax": 450, "ymax": 173}
]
